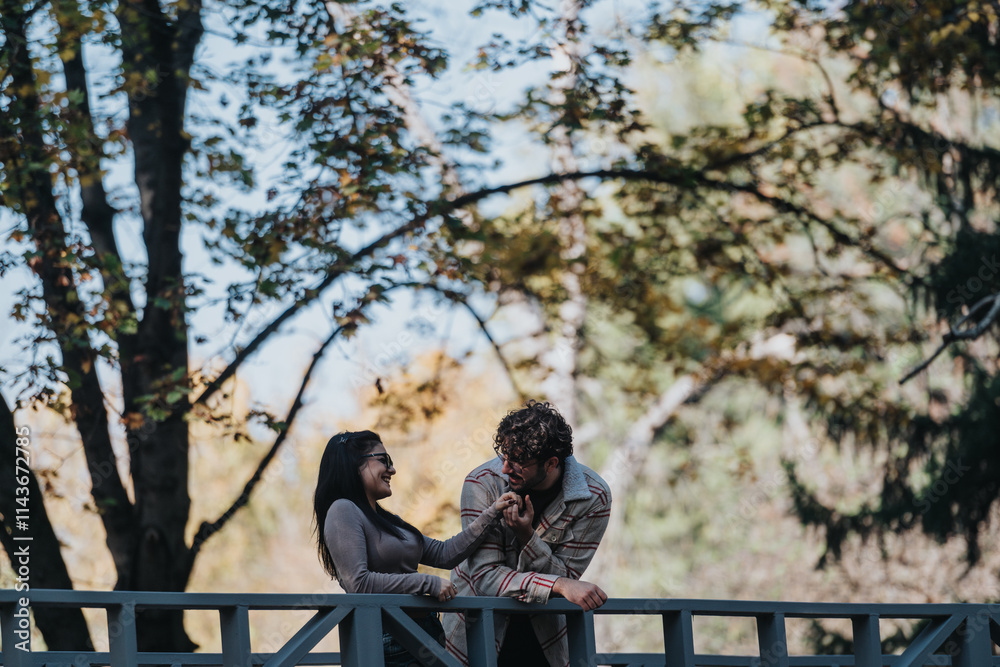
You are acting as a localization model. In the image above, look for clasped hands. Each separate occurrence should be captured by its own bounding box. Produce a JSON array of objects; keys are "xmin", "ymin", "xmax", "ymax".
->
[
  {"xmin": 438, "ymin": 493, "xmax": 606, "ymax": 610},
  {"xmin": 436, "ymin": 492, "xmax": 519, "ymax": 601},
  {"xmin": 500, "ymin": 492, "xmax": 608, "ymax": 612}
]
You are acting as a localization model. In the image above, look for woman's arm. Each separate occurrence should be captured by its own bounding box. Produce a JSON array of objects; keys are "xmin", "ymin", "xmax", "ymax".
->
[
  {"xmin": 325, "ymin": 499, "xmax": 443, "ymax": 596},
  {"xmin": 419, "ymin": 492, "xmax": 518, "ymax": 569}
]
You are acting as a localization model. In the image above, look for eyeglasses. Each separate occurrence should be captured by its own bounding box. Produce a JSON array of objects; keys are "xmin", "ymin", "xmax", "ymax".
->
[
  {"xmin": 360, "ymin": 452, "xmax": 393, "ymax": 469},
  {"xmin": 495, "ymin": 452, "xmax": 537, "ymax": 473}
]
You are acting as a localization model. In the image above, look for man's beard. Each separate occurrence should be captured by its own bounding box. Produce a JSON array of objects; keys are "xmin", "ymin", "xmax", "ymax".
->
[{"xmin": 510, "ymin": 465, "xmax": 547, "ymax": 493}]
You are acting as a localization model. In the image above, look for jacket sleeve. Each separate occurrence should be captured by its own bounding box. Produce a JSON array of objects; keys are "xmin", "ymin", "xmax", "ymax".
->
[
  {"xmin": 419, "ymin": 503, "xmax": 502, "ymax": 570},
  {"xmin": 325, "ymin": 500, "xmax": 441, "ymax": 596},
  {"xmin": 457, "ymin": 473, "xmax": 612, "ymax": 604}
]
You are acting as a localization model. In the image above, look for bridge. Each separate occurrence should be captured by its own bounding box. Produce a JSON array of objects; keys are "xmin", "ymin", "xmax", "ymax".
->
[{"xmin": 2, "ymin": 590, "xmax": 999, "ymax": 666}]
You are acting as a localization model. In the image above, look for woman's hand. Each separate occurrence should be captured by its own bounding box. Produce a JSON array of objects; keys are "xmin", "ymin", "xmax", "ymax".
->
[
  {"xmin": 437, "ymin": 580, "xmax": 457, "ymax": 602},
  {"xmin": 492, "ymin": 491, "xmax": 520, "ymax": 513}
]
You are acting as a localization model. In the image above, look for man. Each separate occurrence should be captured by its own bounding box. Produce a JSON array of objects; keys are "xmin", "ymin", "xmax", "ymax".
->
[{"xmin": 443, "ymin": 400, "xmax": 612, "ymax": 667}]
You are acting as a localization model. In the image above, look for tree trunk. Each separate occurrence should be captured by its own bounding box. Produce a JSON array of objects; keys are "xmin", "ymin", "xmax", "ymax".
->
[
  {"xmin": 538, "ymin": 0, "xmax": 588, "ymax": 431},
  {"xmin": 590, "ymin": 376, "xmax": 700, "ymax": 581},
  {"xmin": 0, "ymin": 394, "xmax": 93, "ymax": 650},
  {"xmin": 113, "ymin": 0, "xmax": 202, "ymax": 650},
  {"xmin": 1, "ymin": 0, "xmax": 140, "ymax": 587}
]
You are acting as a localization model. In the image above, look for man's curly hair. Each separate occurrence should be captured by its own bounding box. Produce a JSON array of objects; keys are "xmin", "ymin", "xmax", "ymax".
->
[{"xmin": 493, "ymin": 400, "xmax": 573, "ymax": 465}]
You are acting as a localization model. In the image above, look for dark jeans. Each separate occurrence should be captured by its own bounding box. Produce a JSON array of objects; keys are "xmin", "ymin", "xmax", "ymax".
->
[
  {"xmin": 382, "ymin": 612, "xmax": 446, "ymax": 667},
  {"xmin": 497, "ymin": 614, "xmax": 551, "ymax": 666}
]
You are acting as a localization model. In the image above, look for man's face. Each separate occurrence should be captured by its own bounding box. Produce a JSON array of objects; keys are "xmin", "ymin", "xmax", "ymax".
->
[{"xmin": 500, "ymin": 454, "xmax": 548, "ymax": 493}]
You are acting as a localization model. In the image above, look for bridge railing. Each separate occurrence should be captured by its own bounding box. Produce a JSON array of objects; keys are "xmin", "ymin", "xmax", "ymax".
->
[{"xmin": 2, "ymin": 590, "xmax": 999, "ymax": 666}]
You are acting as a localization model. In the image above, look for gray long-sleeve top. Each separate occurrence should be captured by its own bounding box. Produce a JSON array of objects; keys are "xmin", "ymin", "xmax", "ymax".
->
[{"xmin": 324, "ymin": 498, "xmax": 502, "ymax": 596}]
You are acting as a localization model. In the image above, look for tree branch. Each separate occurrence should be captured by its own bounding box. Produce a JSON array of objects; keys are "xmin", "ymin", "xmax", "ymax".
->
[
  {"xmin": 426, "ymin": 286, "xmax": 528, "ymax": 401},
  {"xmin": 51, "ymin": 0, "xmax": 136, "ymax": 324},
  {"xmin": 589, "ymin": 374, "xmax": 703, "ymax": 581},
  {"xmin": 468, "ymin": 167, "xmax": 915, "ymax": 279},
  {"xmin": 899, "ymin": 292, "xmax": 1000, "ymax": 384},
  {"xmin": 876, "ymin": 101, "xmax": 1000, "ymax": 166},
  {"xmin": 186, "ymin": 322, "xmax": 345, "ymax": 568},
  {"xmin": 196, "ymin": 165, "xmax": 907, "ymax": 411},
  {"xmin": 115, "ymin": 0, "xmax": 202, "ymax": 417},
  {"xmin": 190, "ymin": 242, "xmax": 391, "ymax": 410},
  {"xmin": 706, "ymin": 121, "xmax": 831, "ymax": 171},
  {"xmin": 694, "ymin": 174, "xmax": 916, "ymax": 280}
]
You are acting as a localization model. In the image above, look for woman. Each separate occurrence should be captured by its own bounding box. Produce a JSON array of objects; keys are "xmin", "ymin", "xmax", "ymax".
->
[{"xmin": 314, "ymin": 430, "xmax": 518, "ymax": 666}]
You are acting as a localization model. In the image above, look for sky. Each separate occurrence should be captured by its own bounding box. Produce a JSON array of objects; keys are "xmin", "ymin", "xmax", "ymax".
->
[
  {"xmin": 0, "ymin": 0, "xmax": 778, "ymax": 432},
  {"xmin": 0, "ymin": 0, "xmax": 581, "ymax": 425}
]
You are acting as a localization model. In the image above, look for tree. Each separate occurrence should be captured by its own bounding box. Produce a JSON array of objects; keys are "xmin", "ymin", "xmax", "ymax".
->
[
  {"xmin": 0, "ymin": 0, "xmax": 694, "ymax": 649},
  {"xmin": 3, "ymin": 0, "xmax": 999, "ymax": 652},
  {"xmin": 438, "ymin": 0, "xmax": 1000, "ymax": 593},
  {"xmin": 751, "ymin": 0, "xmax": 1000, "ymax": 568},
  {"xmin": 0, "ymin": 0, "xmax": 539, "ymax": 648}
]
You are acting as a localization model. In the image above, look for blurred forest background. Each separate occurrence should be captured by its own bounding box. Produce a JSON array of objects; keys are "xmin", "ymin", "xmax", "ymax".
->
[{"xmin": 2, "ymin": 0, "xmax": 1000, "ymax": 657}]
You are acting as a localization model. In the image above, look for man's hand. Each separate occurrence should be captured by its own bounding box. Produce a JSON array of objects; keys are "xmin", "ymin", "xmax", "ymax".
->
[
  {"xmin": 552, "ymin": 578, "xmax": 607, "ymax": 611},
  {"xmin": 503, "ymin": 494, "xmax": 534, "ymax": 545}
]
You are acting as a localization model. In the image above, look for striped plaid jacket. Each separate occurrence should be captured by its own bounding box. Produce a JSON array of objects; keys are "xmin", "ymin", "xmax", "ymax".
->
[{"xmin": 443, "ymin": 456, "xmax": 612, "ymax": 667}]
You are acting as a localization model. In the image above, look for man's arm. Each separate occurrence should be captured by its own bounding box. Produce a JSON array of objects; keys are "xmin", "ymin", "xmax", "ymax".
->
[
  {"xmin": 457, "ymin": 470, "xmax": 559, "ymax": 603},
  {"xmin": 459, "ymin": 471, "xmax": 612, "ymax": 605},
  {"xmin": 503, "ymin": 492, "xmax": 611, "ymax": 610},
  {"xmin": 514, "ymin": 479, "xmax": 611, "ymax": 577}
]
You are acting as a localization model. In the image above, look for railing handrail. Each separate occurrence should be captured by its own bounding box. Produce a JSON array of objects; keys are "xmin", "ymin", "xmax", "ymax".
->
[
  {"xmin": 3, "ymin": 589, "xmax": 1000, "ymax": 667},
  {"xmin": 6, "ymin": 589, "xmax": 1000, "ymax": 614}
]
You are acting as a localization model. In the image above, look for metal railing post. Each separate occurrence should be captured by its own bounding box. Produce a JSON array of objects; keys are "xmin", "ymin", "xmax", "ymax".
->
[
  {"xmin": 954, "ymin": 614, "xmax": 993, "ymax": 667},
  {"xmin": 663, "ymin": 610, "xmax": 695, "ymax": 667},
  {"xmin": 220, "ymin": 604, "xmax": 252, "ymax": 667},
  {"xmin": 851, "ymin": 613, "xmax": 881, "ymax": 667},
  {"xmin": 0, "ymin": 599, "xmax": 32, "ymax": 667},
  {"xmin": 465, "ymin": 609, "xmax": 497, "ymax": 667},
  {"xmin": 566, "ymin": 610, "xmax": 596, "ymax": 667},
  {"xmin": 756, "ymin": 612, "xmax": 789, "ymax": 667},
  {"xmin": 339, "ymin": 605, "xmax": 383, "ymax": 667},
  {"xmin": 107, "ymin": 602, "xmax": 138, "ymax": 667}
]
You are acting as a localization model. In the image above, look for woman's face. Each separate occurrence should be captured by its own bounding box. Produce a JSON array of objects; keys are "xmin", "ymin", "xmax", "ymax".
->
[{"xmin": 359, "ymin": 443, "xmax": 395, "ymax": 508}]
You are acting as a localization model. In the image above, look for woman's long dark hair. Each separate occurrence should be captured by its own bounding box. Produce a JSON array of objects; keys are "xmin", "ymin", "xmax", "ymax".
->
[{"xmin": 313, "ymin": 430, "xmax": 417, "ymax": 579}]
